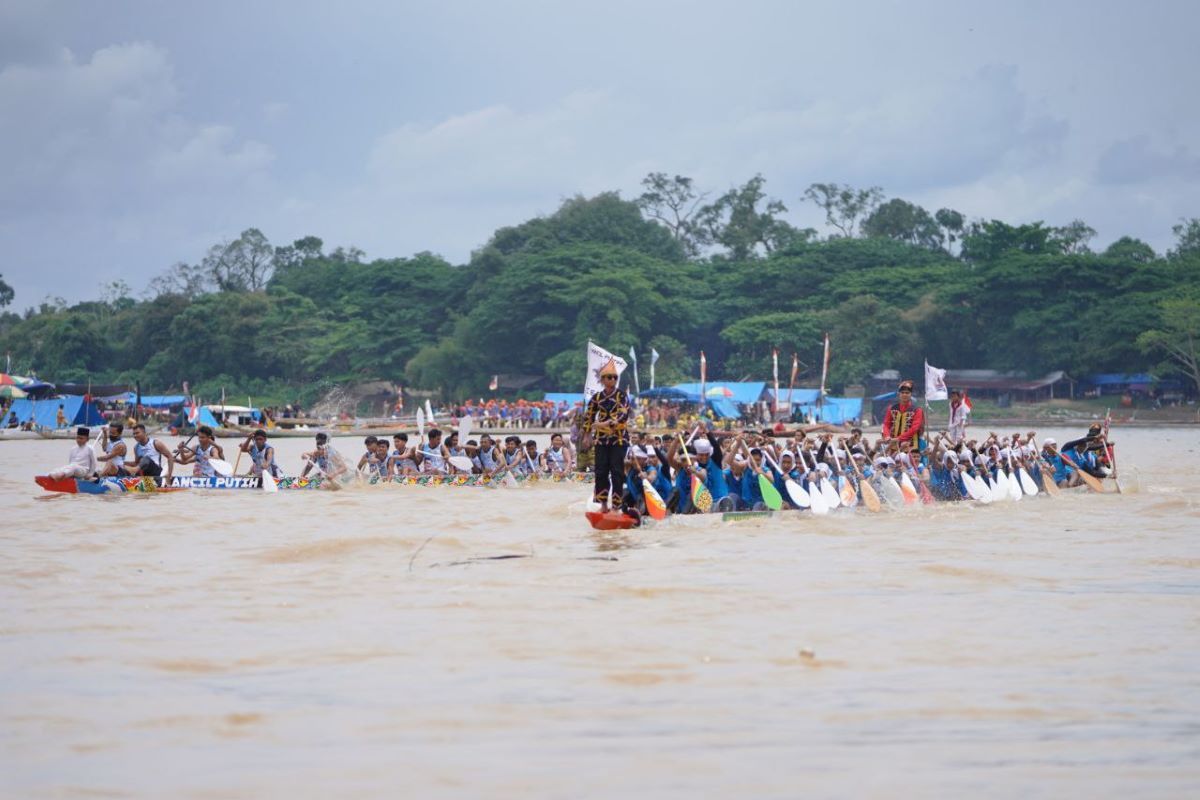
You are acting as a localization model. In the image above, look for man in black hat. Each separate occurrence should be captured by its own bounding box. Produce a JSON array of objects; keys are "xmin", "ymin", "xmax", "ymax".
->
[
  {"xmin": 882, "ymin": 379, "xmax": 925, "ymax": 448},
  {"xmin": 48, "ymin": 427, "xmax": 98, "ymax": 479}
]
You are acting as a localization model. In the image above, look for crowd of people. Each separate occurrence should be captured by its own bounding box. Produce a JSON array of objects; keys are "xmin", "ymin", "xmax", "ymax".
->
[{"xmin": 578, "ymin": 371, "xmax": 1118, "ymax": 520}]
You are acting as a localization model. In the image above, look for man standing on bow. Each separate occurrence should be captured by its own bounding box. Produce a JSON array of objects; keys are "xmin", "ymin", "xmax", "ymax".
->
[
  {"xmin": 582, "ymin": 359, "xmax": 631, "ymax": 513},
  {"xmin": 882, "ymin": 379, "xmax": 925, "ymax": 450}
]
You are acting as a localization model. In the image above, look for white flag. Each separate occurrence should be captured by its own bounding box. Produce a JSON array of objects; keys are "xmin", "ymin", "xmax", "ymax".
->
[
  {"xmin": 584, "ymin": 341, "xmax": 628, "ymax": 403},
  {"xmin": 649, "ymin": 347, "xmax": 659, "ymax": 389},
  {"xmin": 924, "ymin": 360, "xmax": 948, "ymax": 401},
  {"xmin": 628, "ymin": 346, "xmax": 640, "ymax": 395}
]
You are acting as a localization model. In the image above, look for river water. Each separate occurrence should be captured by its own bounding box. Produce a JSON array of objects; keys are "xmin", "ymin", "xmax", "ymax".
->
[{"xmin": 2, "ymin": 427, "xmax": 1198, "ymax": 798}]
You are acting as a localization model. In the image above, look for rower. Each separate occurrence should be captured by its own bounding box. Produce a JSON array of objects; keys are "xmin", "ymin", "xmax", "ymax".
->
[
  {"xmin": 97, "ymin": 422, "xmax": 130, "ymax": 477},
  {"xmin": 128, "ymin": 423, "xmax": 174, "ymax": 479},
  {"xmin": 356, "ymin": 436, "xmax": 380, "ymax": 473},
  {"xmin": 445, "ymin": 432, "xmax": 470, "ymax": 475},
  {"xmin": 372, "ymin": 439, "xmax": 391, "ymax": 478},
  {"xmin": 419, "ymin": 428, "xmax": 449, "ymax": 474},
  {"xmin": 48, "ymin": 427, "xmax": 98, "ymax": 480},
  {"xmin": 176, "ymin": 426, "xmax": 224, "ymax": 477},
  {"xmin": 692, "ymin": 437, "xmax": 730, "ymax": 512},
  {"xmin": 722, "ymin": 452, "xmax": 749, "ymax": 510},
  {"xmin": 300, "ymin": 432, "xmax": 338, "ymax": 478},
  {"xmin": 240, "ymin": 429, "xmax": 280, "ymax": 479},
  {"xmin": 476, "ymin": 433, "xmax": 501, "ymax": 475},
  {"xmin": 523, "ymin": 440, "xmax": 541, "ymax": 473},
  {"xmin": 543, "ymin": 432, "xmax": 573, "ymax": 475},
  {"xmin": 500, "ymin": 435, "xmax": 526, "ymax": 475},
  {"xmin": 388, "ymin": 433, "xmax": 418, "ymax": 475}
]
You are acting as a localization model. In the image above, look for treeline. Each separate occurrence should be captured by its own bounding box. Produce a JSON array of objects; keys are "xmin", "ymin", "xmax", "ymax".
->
[{"xmin": 1, "ymin": 174, "xmax": 1199, "ymax": 399}]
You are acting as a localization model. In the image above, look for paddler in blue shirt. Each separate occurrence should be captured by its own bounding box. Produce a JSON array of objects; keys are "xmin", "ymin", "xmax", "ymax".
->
[
  {"xmin": 692, "ymin": 437, "xmax": 730, "ymax": 512},
  {"xmin": 644, "ymin": 448, "xmax": 673, "ymax": 503}
]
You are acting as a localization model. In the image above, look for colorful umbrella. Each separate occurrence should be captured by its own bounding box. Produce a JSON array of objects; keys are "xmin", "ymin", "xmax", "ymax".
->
[
  {"xmin": 0, "ymin": 384, "xmax": 27, "ymax": 399},
  {"xmin": 706, "ymin": 386, "xmax": 735, "ymax": 397},
  {"xmin": 0, "ymin": 373, "xmax": 32, "ymax": 386}
]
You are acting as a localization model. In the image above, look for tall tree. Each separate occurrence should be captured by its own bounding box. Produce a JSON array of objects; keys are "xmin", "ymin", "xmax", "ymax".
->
[
  {"xmin": 694, "ymin": 175, "xmax": 803, "ymax": 259},
  {"xmin": 801, "ymin": 183, "xmax": 884, "ymax": 238},
  {"xmin": 636, "ymin": 172, "xmax": 706, "ymax": 257},
  {"xmin": 934, "ymin": 208, "xmax": 965, "ymax": 254},
  {"xmin": 1138, "ymin": 294, "xmax": 1200, "ymax": 395},
  {"xmin": 1169, "ymin": 217, "xmax": 1200, "ymax": 260},
  {"xmin": 0, "ymin": 273, "xmax": 13, "ymax": 308},
  {"xmin": 1051, "ymin": 219, "xmax": 1097, "ymax": 255},
  {"xmin": 1103, "ymin": 236, "xmax": 1156, "ymax": 264},
  {"xmin": 203, "ymin": 228, "xmax": 275, "ymax": 292},
  {"xmin": 861, "ymin": 198, "xmax": 942, "ymax": 249}
]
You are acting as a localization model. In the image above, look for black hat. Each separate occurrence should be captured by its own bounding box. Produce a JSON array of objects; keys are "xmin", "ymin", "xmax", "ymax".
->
[{"xmin": 77, "ymin": 427, "xmax": 90, "ymax": 437}]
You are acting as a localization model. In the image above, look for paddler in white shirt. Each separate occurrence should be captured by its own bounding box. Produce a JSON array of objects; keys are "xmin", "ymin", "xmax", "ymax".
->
[
  {"xmin": 542, "ymin": 432, "xmax": 573, "ymax": 475},
  {"xmin": 127, "ymin": 422, "xmax": 175, "ymax": 479},
  {"xmin": 948, "ymin": 388, "xmax": 971, "ymax": 445},
  {"xmin": 48, "ymin": 427, "xmax": 99, "ymax": 479},
  {"xmin": 97, "ymin": 422, "xmax": 130, "ymax": 476}
]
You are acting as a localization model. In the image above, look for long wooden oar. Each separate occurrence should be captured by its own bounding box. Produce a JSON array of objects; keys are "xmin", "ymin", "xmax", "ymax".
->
[
  {"xmin": 846, "ymin": 450, "xmax": 881, "ymax": 513},
  {"xmin": 676, "ymin": 434, "xmax": 713, "ymax": 513},
  {"xmin": 1059, "ymin": 451, "xmax": 1106, "ymax": 493}
]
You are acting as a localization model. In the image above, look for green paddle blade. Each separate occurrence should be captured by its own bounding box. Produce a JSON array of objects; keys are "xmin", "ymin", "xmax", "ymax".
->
[{"xmin": 759, "ymin": 473, "xmax": 783, "ymax": 511}]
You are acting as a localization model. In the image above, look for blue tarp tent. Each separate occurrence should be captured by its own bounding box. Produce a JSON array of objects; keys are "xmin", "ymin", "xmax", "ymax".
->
[
  {"xmin": 765, "ymin": 388, "xmax": 820, "ymax": 408},
  {"xmin": 197, "ymin": 406, "xmax": 222, "ymax": 428},
  {"xmin": 709, "ymin": 398, "xmax": 741, "ymax": 419},
  {"xmin": 7, "ymin": 395, "xmax": 105, "ymax": 428},
  {"xmin": 672, "ymin": 382, "xmax": 767, "ymax": 405},
  {"xmin": 543, "ymin": 392, "xmax": 585, "ymax": 405},
  {"xmin": 794, "ymin": 396, "xmax": 865, "ymax": 424}
]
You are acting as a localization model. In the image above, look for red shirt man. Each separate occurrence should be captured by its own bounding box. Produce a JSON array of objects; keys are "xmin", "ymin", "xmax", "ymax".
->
[{"xmin": 882, "ymin": 380, "xmax": 924, "ymax": 444}]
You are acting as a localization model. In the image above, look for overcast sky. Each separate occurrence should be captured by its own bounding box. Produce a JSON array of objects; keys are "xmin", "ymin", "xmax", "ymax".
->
[{"xmin": 2, "ymin": 0, "xmax": 1198, "ymax": 305}]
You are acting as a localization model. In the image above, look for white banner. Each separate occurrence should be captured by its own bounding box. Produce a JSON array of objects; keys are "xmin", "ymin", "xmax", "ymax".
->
[
  {"xmin": 585, "ymin": 341, "xmax": 628, "ymax": 403},
  {"xmin": 649, "ymin": 347, "xmax": 659, "ymax": 389},
  {"xmin": 924, "ymin": 360, "xmax": 948, "ymax": 401}
]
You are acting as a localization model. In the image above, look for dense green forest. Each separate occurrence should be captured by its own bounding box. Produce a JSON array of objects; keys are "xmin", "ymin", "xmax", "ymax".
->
[{"xmin": 2, "ymin": 174, "xmax": 1199, "ymax": 401}]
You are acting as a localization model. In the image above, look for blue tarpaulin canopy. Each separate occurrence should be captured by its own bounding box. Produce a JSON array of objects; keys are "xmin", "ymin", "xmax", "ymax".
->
[
  {"xmin": 793, "ymin": 396, "xmax": 865, "ymax": 424},
  {"xmin": 671, "ymin": 382, "xmax": 767, "ymax": 405},
  {"xmin": 6, "ymin": 395, "xmax": 105, "ymax": 428},
  {"xmin": 765, "ymin": 388, "xmax": 820, "ymax": 407},
  {"xmin": 709, "ymin": 398, "xmax": 741, "ymax": 419}
]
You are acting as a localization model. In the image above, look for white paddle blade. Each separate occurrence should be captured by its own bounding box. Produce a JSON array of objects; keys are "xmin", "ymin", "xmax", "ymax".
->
[
  {"xmin": 458, "ymin": 415, "xmax": 472, "ymax": 445},
  {"xmin": 416, "ymin": 409, "xmax": 425, "ymax": 439},
  {"xmin": 425, "ymin": 399, "xmax": 435, "ymax": 425},
  {"xmin": 1018, "ymin": 468, "xmax": 1039, "ymax": 496},
  {"xmin": 210, "ymin": 458, "xmax": 233, "ymax": 477},
  {"xmin": 785, "ymin": 479, "xmax": 810, "ymax": 508},
  {"xmin": 808, "ymin": 482, "xmax": 829, "ymax": 514},
  {"xmin": 821, "ymin": 478, "xmax": 841, "ymax": 509},
  {"xmin": 261, "ymin": 471, "xmax": 278, "ymax": 492},
  {"xmin": 448, "ymin": 455, "xmax": 474, "ymax": 472}
]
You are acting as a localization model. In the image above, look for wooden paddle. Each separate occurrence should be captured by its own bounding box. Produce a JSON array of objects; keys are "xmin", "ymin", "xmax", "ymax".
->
[
  {"xmin": 846, "ymin": 449, "xmax": 881, "ymax": 513},
  {"xmin": 676, "ymin": 434, "xmax": 713, "ymax": 513},
  {"xmin": 830, "ymin": 445, "xmax": 858, "ymax": 507},
  {"xmin": 761, "ymin": 449, "xmax": 809, "ymax": 509},
  {"xmin": 1059, "ymin": 451, "xmax": 1106, "ymax": 493}
]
